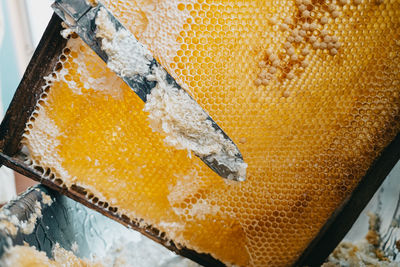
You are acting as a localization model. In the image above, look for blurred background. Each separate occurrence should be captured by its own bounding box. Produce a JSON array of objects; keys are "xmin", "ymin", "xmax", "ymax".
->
[{"xmin": 0, "ymin": 0, "xmax": 53, "ymax": 204}]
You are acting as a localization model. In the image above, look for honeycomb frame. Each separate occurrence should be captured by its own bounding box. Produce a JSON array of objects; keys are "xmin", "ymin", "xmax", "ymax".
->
[
  {"xmin": 0, "ymin": 1, "xmax": 398, "ymax": 266},
  {"xmin": 0, "ymin": 14, "xmax": 225, "ymax": 267}
]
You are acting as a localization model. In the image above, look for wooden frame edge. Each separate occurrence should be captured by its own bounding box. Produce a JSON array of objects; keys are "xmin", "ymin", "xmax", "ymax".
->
[
  {"xmin": 0, "ymin": 153, "xmax": 225, "ymax": 267},
  {"xmin": 0, "ymin": 14, "xmax": 67, "ymax": 156},
  {"xmin": 295, "ymin": 132, "xmax": 400, "ymax": 266},
  {"xmin": 0, "ymin": 10, "xmax": 399, "ymax": 267}
]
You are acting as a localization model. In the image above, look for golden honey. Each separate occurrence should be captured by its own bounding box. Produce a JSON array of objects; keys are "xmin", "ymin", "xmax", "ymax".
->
[{"xmin": 23, "ymin": 0, "xmax": 400, "ymax": 266}]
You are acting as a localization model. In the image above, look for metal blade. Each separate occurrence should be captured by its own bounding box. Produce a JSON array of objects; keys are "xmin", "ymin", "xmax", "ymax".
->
[{"xmin": 52, "ymin": 0, "xmax": 246, "ymax": 181}]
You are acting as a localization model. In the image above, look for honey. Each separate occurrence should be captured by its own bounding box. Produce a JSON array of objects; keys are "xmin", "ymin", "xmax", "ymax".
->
[{"xmin": 22, "ymin": 0, "xmax": 400, "ymax": 266}]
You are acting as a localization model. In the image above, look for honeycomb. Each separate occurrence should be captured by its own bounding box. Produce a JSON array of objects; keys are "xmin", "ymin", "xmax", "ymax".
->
[{"xmin": 22, "ymin": 0, "xmax": 400, "ymax": 266}]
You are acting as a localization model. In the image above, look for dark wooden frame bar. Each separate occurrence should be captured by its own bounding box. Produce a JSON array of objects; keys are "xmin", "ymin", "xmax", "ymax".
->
[
  {"xmin": 0, "ymin": 13, "xmax": 399, "ymax": 267},
  {"xmin": 295, "ymin": 131, "xmax": 400, "ymax": 266},
  {"xmin": 0, "ymin": 14, "xmax": 224, "ymax": 267}
]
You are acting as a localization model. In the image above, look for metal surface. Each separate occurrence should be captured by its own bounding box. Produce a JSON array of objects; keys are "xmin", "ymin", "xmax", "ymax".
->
[
  {"xmin": 295, "ymin": 131, "xmax": 400, "ymax": 266},
  {"xmin": 0, "ymin": 14, "xmax": 224, "ymax": 267},
  {"xmin": 0, "ymin": 185, "xmax": 199, "ymax": 266},
  {"xmin": 0, "ymin": 154, "xmax": 225, "ymax": 267},
  {"xmin": 344, "ymin": 160, "xmax": 400, "ymax": 261},
  {"xmin": 51, "ymin": 0, "xmax": 246, "ymax": 181}
]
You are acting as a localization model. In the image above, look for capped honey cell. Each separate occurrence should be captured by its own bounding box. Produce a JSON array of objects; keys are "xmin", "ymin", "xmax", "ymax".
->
[{"xmin": 23, "ymin": 0, "xmax": 400, "ymax": 266}]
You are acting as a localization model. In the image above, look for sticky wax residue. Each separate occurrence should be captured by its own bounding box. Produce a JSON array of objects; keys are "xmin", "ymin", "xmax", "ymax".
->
[
  {"xmin": 144, "ymin": 67, "xmax": 247, "ymax": 181},
  {"xmin": 0, "ymin": 219, "xmax": 18, "ymax": 237},
  {"xmin": 95, "ymin": 7, "xmax": 152, "ymax": 78},
  {"xmin": 0, "ymin": 193, "xmax": 54, "ymax": 237},
  {"xmin": 94, "ymin": 7, "xmax": 247, "ymax": 180},
  {"xmin": 0, "ymin": 238, "xmax": 199, "ymax": 267},
  {"xmin": 2, "ymin": 201, "xmax": 42, "ymax": 236},
  {"xmin": 323, "ymin": 213, "xmax": 397, "ymax": 267},
  {"xmin": 0, "ymin": 244, "xmax": 103, "ymax": 267},
  {"xmin": 86, "ymin": 0, "xmax": 99, "ymax": 7},
  {"xmin": 41, "ymin": 192, "xmax": 54, "ymax": 206}
]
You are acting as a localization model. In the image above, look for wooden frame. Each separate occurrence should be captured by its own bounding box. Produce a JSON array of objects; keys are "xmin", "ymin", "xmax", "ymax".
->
[
  {"xmin": 0, "ymin": 14, "xmax": 399, "ymax": 267},
  {"xmin": 0, "ymin": 14, "xmax": 224, "ymax": 267}
]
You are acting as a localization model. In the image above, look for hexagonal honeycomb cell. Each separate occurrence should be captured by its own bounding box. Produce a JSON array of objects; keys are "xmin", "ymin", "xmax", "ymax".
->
[{"xmin": 22, "ymin": 0, "xmax": 400, "ymax": 266}]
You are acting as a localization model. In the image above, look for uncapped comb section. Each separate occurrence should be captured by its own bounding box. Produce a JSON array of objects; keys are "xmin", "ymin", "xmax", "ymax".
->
[{"xmin": 22, "ymin": 0, "xmax": 400, "ymax": 266}]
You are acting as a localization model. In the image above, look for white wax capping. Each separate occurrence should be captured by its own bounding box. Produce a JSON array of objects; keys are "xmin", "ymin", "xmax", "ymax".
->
[
  {"xmin": 144, "ymin": 67, "xmax": 247, "ymax": 180},
  {"xmin": 207, "ymin": 153, "xmax": 248, "ymax": 182},
  {"xmin": 0, "ymin": 200, "xmax": 50, "ymax": 236},
  {"xmin": 325, "ymin": 213, "xmax": 396, "ymax": 267},
  {"xmin": 95, "ymin": 7, "xmax": 152, "ymax": 78},
  {"xmin": 41, "ymin": 192, "xmax": 53, "ymax": 206},
  {"xmin": 144, "ymin": 67, "xmax": 238, "ymax": 157},
  {"xmin": 95, "ymin": 7, "xmax": 247, "ymax": 180},
  {"xmin": 60, "ymin": 28, "xmax": 74, "ymax": 39}
]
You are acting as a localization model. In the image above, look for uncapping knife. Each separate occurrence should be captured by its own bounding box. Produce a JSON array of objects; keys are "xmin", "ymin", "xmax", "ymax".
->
[{"xmin": 51, "ymin": 0, "xmax": 246, "ymax": 181}]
